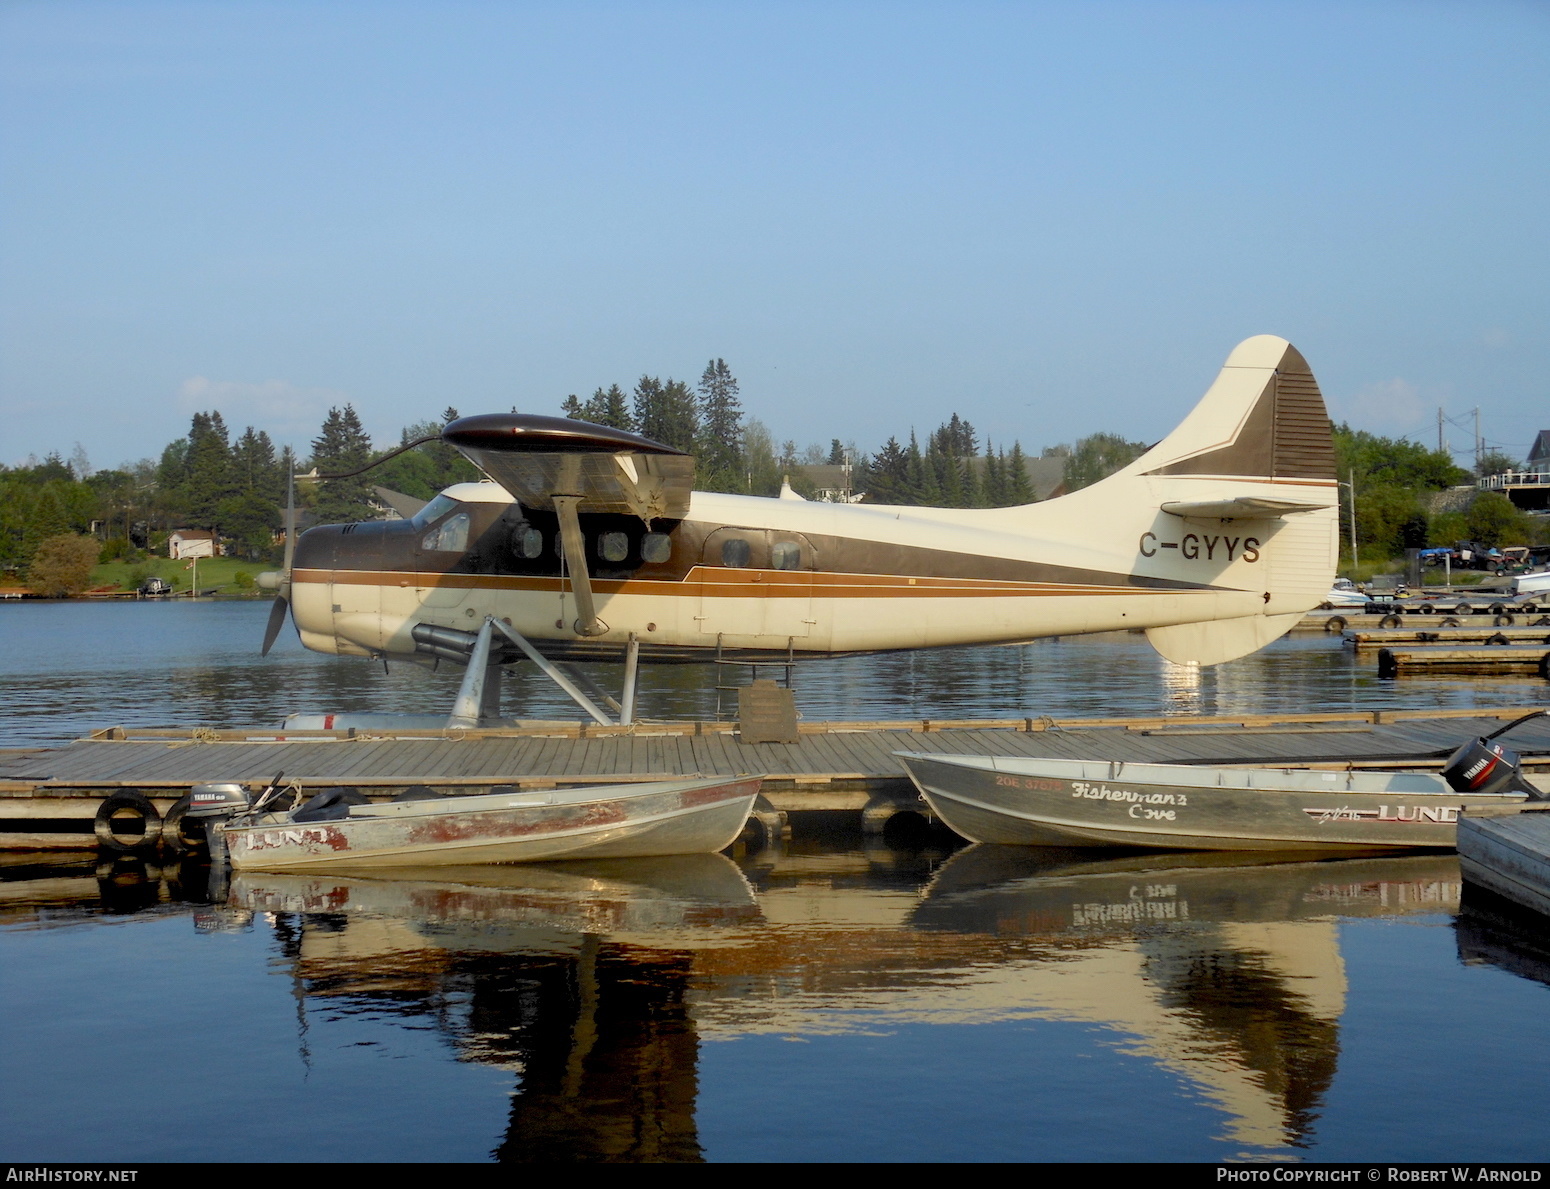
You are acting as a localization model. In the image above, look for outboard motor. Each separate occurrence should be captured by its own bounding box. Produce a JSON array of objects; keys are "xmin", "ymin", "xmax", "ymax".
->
[
  {"xmin": 184, "ymin": 783, "xmax": 253, "ymax": 861},
  {"xmin": 184, "ymin": 770, "xmax": 288, "ymax": 863},
  {"xmin": 1442, "ymin": 738, "xmax": 1546, "ymax": 800}
]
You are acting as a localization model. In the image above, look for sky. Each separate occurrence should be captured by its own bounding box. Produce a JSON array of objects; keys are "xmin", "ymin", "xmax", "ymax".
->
[{"xmin": 2, "ymin": 1, "xmax": 1546, "ymax": 474}]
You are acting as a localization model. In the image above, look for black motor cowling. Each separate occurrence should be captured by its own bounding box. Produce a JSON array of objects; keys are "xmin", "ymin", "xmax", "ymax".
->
[
  {"xmin": 292, "ymin": 787, "xmax": 372, "ymax": 822},
  {"xmin": 185, "ymin": 782, "xmax": 255, "ymax": 861},
  {"xmin": 1442, "ymin": 737, "xmax": 1546, "ymax": 799}
]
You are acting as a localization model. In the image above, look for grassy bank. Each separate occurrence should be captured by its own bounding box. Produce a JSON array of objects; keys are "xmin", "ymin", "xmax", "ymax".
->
[{"xmin": 89, "ymin": 555, "xmax": 269, "ymax": 595}]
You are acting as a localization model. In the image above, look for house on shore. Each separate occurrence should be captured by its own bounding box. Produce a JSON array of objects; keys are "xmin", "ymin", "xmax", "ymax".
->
[{"xmin": 167, "ymin": 530, "xmax": 219, "ymax": 560}]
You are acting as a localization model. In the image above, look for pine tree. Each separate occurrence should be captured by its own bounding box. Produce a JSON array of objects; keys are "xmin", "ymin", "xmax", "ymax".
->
[
  {"xmin": 578, "ymin": 384, "xmax": 634, "ymax": 431},
  {"xmin": 634, "ymin": 376, "xmax": 698, "ymax": 453},
  {"xmin": 561, "ymin": 394, "xmax": 586, "ymax": 419},
  {"xmin": 696, "ymin": 359, "xmax": 745, "ymax": 492},
  {"xmin": 20, "ymin": 484, "xmax": 71, "ymax": 574},
  {"xmin": 906, "ymin": 433, "xmax": 941, "ymax": 505},
  {"xmin": 310, "ymin": 405, "xmax": 375, "ymax": 524},
  {"xmin": 863, "ymin": 437, "xmax": 910, "ymax": 503},
  {"xmin": 1006, "ymin": 442, "xmax": 1035, "ymax": 503},
  {"xmin": 184, "ymin": 411, "xmax": 235, "ymax": 529},
  {"xmin": 231, "ymin": 428, "xmax": 280, "ymax": 502}
]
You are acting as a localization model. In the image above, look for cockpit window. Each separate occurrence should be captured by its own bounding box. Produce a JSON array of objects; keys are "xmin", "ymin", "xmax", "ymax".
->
[
  {"xmin": 422, "ymin": 512, "xmax": 470, "ymax": 553},
  {"xmin": 411, "ymin": 494, "xmax": 460, "ymax": 528}
]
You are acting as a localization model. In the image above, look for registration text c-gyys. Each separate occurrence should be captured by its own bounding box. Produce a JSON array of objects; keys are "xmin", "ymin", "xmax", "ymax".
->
[{"xmin": 1138, "ymin": 532, "xmax": 1260, "ymax": 562}]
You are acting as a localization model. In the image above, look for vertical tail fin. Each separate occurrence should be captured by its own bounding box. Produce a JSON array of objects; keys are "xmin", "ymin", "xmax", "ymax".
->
[{"xmin": 1087, "ymin": 335, "xmax": 1340, "ymax": 665}]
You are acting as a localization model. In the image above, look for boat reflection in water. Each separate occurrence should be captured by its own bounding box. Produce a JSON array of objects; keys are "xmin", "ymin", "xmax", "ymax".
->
[
  {"xmin": 229, "ymin": 842, "xmax": 1465, "ymax": 1159},
  {"xmin": 911, "ymin": 846, "xmax": 1461, "ymax": 1151},
  {"xmin": 231, "ymin": 856, "xmax": 763, "ymax": 1163}
]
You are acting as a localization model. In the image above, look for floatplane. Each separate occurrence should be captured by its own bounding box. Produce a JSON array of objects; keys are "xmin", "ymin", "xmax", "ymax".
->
[{"xmin": 259, "ymin": 335, "xmax": 1339, "ymax": 727}]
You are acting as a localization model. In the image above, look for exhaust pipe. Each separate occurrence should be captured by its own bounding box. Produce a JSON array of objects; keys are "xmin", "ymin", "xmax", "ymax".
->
[{"xmin": 412, "ymin": 622, "xmax": 480, "ymax": 663}]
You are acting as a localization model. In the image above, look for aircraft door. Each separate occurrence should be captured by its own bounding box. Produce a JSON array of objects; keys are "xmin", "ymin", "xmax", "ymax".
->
[
  {"xmin": 698, "ymin": 528, "xmax": 815, "ymax": 641},
  {"xmin": 414, "ymin": 510, "xmax": 470, "ymax": 612}
]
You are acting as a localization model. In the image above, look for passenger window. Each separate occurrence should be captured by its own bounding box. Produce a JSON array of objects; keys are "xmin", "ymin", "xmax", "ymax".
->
[
  {"xmin": 720, "ymin": 537, "xmax": 751, "ymax": 568},
  {"xmin": 422, "ymin": 512, "xmax": 470, "ymax": 553},
  {"xmin": 511, "ymin": 523, "xmax": 544, "ymax": 559},
  {"xmin": 641, "ymin": 533, "xmax": 672, "ymax": 564},
  {"xmin": 599, "ymin": 532, "xmax": 629, "ymax": 563},
  {"xmin": 772, "ymin": 541, "xmax": 802, "ymax": 570}
]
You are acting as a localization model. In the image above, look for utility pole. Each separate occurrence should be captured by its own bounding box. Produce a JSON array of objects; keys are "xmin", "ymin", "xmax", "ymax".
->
[
  {"xmin": 1438, "ymin": 407, "xmax": 1445, "ymax": 455},
  {"xmin": 1344, "ymin": 469, "xmax": 1359, "ymax": 570},
  {"xmin": 1475, "ymin": 408, "xmax": 1482, "ymax": 476}
]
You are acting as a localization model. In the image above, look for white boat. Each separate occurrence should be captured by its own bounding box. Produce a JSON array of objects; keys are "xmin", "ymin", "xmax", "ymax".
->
[
  {"xmin": 221, "ymin": 775, "xmax": 763, "ymax": 870},
  {"xmin": 1514, "ymin": 570, "xmax": 1550, "ymax": 596},
  {"xmin": 899, "ymin": 751, "xmax": 1527, "ymax": 852}
]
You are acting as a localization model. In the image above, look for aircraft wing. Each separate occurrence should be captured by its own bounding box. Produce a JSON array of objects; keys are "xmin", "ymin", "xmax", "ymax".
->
[
  {"xmin": 1160, "ymin": 496, "xmax": 1337, "ymax": 520},
  {"xmin": 441, "ymin": 414, "xmax": 696, "ymax": 522}
]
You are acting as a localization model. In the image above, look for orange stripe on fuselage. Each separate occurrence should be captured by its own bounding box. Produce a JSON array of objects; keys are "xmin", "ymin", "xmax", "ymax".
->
[{"xmin": 292, "ymin": 567, "xmax": 1217, "ymax": 598}]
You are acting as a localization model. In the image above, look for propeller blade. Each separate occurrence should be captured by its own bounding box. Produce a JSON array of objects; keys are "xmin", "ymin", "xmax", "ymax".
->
[
  {"xmin": 282, "ymin": 470, "xmax": 297, "ymax": 574},
  {"xmin": 261, "ymin": 595, "xmax": 290, "ymax": 657}
]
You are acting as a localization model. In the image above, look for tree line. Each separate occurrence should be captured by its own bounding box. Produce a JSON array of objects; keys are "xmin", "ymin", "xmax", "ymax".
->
[{"xmin": 5, "ymin": 361, "xmax": 1542, "ymax": 590}]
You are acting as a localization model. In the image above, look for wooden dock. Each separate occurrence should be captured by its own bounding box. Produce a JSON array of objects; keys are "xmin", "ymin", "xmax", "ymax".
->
[
  {"xmin": 1347, "ymin": 626, "xmax": 1550, "ymax": 650},
  {"xmin": 1377, "ymin": 646, "xmax": 1550, "ymax": 678},
  {"xmin": 1300, "ymin": 611, "xmax": 1550, "ymax": 633},
  {"xmin": 1459, "ymin": 803, "xmax": 1550, "ymax": 918},
  {"xmin": 4, "ymin": 706, "xmax": 1549, "ymax": 850}
]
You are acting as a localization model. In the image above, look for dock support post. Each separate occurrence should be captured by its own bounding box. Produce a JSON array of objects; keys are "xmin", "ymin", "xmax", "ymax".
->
[{"xmin": 621, "ymin": 633, "xmax": 639, "ymax": 726}]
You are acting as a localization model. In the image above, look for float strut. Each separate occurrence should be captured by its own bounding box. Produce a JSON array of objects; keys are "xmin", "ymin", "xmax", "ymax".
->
[
  {"xmin": 489, "ymin": 617, "xmax": 613, "ymax": 726},
  {"xmin": 621, "ymin": 633, "xmax": 640, "ymax": 726},
  {"xmin": 447, "ymin": 617, "xmax": 497, "ymax": 728}
]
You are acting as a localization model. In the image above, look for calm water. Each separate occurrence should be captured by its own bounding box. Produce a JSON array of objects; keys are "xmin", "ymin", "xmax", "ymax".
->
[
  {"xmin": 2, "ymin": 601, "xmax": 1549, "ymax": 1163},
  {"xmin": 3, "ymin": 845, "xmax": 1550, "ymax": 1162},
  {"xmin": 0, "ymin": 599, "xmax": 1546, "ymax": 745}
]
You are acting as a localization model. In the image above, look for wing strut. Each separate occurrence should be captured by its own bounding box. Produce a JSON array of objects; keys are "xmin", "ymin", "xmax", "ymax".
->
[{"xmin": 553, "ymin": 494, "xmax": 606, "ymax": 637}]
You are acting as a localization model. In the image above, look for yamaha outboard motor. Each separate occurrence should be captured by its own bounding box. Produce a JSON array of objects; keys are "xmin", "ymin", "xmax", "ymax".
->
[
  {"xmin": 1442, "ymin": 734, "xmax": 1546, "ymax": 800},
  {"xmin": 185, "ymin": 783, "xmax": 253, "ymax": 861},
  {"xmin": 184, "ymin": 769, "xmax": 287, "ymax": 863}
]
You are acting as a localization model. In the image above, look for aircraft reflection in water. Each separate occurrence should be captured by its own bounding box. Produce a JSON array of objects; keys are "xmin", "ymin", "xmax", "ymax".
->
[
  {"xmin": 234, "ymin": 856, "xmax": 761, "ymax": 1162},
  {"xmin": 211, "ymin": 846, "xmax": 1467, "ymax": 1159},
  {"xmin": 912, "ymin": 848, "xmax": 1461, "ymax": 1150}
]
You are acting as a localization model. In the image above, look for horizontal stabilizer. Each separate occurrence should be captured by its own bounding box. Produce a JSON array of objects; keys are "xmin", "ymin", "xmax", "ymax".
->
[{"xmin": 1161, "ymin": 496, "xmax": 1336, "ymax": 520}]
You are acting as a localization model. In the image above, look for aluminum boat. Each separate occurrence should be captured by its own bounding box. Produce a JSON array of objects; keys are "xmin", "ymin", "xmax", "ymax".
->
[
  {"xmin": 899, "ymin": 752, "xmax": 1525, "ymax": 852},
  {"xmin": 221, "ymin": 775, "xmax": 763, "ymax": 870}
]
